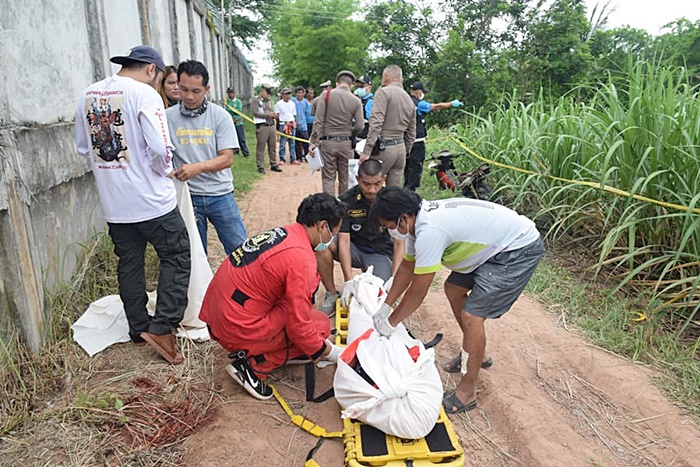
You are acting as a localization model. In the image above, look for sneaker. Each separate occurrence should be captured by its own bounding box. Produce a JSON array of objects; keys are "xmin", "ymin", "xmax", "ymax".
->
[
  {"xmin": 270, "ymin": 166, "xmax": 283, "ymax": 173},
  {"xmin": 319, "ymin": 291, "xmax": 340, "ymax": 317},
  {"xmin": 258, "ymin": 167, "xmax": 266, "ymax": 174},
  {"xmin": 225, "ymin": 357, "xmax": 273, "ymax": 400}
]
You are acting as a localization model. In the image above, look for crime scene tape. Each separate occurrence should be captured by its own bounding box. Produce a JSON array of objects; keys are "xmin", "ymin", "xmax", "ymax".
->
[
  {"xmin": 448, "ymin": 135, "xmax": 700, "ymax": 215},
  {"xmin": 224, "ymin": 101, "xmax": 311, "ymax": 144}
]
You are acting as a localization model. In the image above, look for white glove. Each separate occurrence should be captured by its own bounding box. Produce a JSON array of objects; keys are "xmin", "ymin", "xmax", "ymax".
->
[
  {"xmin": 373, "ymin": 302, "xmax": 396, "ymax": 337},
  {"xmin": 324, "ymin": 339, "xmax": 342, "ymax": 364},
  {"xmin": 340, "ymin": 280, "xmax": 356, "ymax": 308}
]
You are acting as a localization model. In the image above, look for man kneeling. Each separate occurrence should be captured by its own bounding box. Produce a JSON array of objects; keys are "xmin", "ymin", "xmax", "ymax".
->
[
  {"xmin": 200, "ymin": 193, "xmax": 345, "ymax": 400},
  {"xmin": 316, "ymin": 159, "xmax": 405, "ymax": 315}
]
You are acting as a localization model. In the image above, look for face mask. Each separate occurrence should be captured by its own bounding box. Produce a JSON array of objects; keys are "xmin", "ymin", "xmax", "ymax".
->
[
  {"xmin": 418, "ymin": 92, "xmax": 425, "ymax": 101},
  {"xmin": 388, "ymin": 218, "xmax": 410, "ymax": 240},
  {"xmin": 314, "ymin": 224, "xmax": 336, "ymax": 252},
  {"xmin": 354, "ymin": 88, "xmax": 367, "ymax": 98}
]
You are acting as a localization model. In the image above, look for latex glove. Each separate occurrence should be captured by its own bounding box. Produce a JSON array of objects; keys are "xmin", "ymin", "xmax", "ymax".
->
[
  {"xmin": 340, "ymin": 280, "xmax": 356, "ymax": 308},
  {"xmin": 373, "ymin": 303, "xmax": 396, "ymax": 337},
  {"xmin": 324, "ymin": 339, "xmax": 342, "ymax": 364},
  {"xmin": 451, "ymin": 100, "xmax": 464, "ymax": 108},
  {"xmin": 383, "ymin": 276, "xmax": 394, "ymax": 294}
]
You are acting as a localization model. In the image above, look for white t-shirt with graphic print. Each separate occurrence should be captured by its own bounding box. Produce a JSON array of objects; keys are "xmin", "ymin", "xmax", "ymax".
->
[
  {"xmin": 405, "ymin": 198, "xmax": 540, "ymax": 275},
  {"xmin": 75, "ymin": 74, "xmax": 176, "ymax": 223}
]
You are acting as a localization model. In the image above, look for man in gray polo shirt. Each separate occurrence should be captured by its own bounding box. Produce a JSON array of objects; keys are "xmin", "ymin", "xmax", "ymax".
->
[{"xmin": 167, "ymin": 60, "xmax": 247, "ymax": 254}]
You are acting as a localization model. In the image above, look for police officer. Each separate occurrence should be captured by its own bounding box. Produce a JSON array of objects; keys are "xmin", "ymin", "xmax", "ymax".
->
[
  {"xmin": 359, "ymin": 65, "xmax": 416, "ymax": 188},
  {"xmin": 309, "ymin": 71, "xmax": 364, "ymax": 196},
  {"xmin": 354, "ymin": 75, "xmax": 374, "ymax": 139},
  {"xmin": 252, "ymin": 83, "xmax": 283, "ymax": 174},
  {"xmin": 405, "ymin": 82, "xmax": 463, "ymax": 190}
]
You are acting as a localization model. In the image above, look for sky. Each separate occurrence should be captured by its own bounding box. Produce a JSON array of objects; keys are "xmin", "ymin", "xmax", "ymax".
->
[{"xmin": 242, "ymin": 0, "xmax": 700, "ymax": 84}]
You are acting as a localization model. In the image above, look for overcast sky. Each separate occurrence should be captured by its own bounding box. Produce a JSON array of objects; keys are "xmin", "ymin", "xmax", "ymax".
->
[{"xmin": 242, "ymin": 0, "xmax": 700, "ymax": 84}]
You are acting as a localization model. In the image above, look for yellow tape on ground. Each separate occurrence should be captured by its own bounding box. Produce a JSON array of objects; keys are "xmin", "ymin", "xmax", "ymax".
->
[
  {"xmin": 270, "ymin": 385, "xmax": 344, "ymax": 439},
  {"xmin": 449, "ymin": 135, "xmax": 700, "ymax": 215},
  {"xmin": 224, "ymin": 101, "xmax": 311, "ymax": 143}
]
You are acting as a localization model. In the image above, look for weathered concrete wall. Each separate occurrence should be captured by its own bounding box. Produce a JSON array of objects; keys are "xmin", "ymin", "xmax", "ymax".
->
[{"xmin": 0, "ymin": 0, "xmax": 253, "ymax": 352}]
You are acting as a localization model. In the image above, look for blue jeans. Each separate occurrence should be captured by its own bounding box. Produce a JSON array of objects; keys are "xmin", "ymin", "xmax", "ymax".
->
[
  {"xmin": 278, "ymin": 124, "xmax": 296, "ymax": 162},
  {"xmin": 191, "ymin": 193, "xmax": 247, "ymax": 255}
]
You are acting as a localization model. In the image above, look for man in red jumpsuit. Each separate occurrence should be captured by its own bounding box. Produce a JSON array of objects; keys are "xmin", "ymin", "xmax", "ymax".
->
[{"xmin": 200, "ymin": 193, "xmax": 347, "ymax": 400}]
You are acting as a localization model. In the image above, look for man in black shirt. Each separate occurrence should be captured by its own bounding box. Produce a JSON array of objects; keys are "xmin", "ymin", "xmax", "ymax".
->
[{"xmin": 316, "ymin": 159, "xmax": 405, "ymax": 314}]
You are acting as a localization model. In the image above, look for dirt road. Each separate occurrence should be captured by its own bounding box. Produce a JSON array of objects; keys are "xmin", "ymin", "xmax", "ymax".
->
[{"xmin": 183, "ymin": 164, "xmax": 700, "ymax": 466}]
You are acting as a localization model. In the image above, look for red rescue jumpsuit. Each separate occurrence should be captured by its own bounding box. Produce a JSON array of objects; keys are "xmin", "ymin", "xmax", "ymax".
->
[{"xmin": 200, "ymin": 222, "xmax": 330, "ymax": 378}]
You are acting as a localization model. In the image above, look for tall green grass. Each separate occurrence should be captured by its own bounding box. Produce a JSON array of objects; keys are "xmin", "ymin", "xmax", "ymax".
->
[{"xmin": 445, "ymin": 60, "xmax": 700, "ymax": 340}]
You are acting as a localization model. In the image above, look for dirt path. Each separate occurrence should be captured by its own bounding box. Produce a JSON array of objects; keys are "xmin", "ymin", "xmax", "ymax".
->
[{"xmin": 184, "ymin": 166, "xmax": 700, "ymax": 467}]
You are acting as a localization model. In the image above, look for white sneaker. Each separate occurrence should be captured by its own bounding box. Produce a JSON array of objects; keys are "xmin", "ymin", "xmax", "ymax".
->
[
  {"xmin": 226, "ymin": 358, "xmax": 273, "ymax": 400},
  {"xmin": 319, "ymin": 291, "xmax": 339, "ymax": 317}
]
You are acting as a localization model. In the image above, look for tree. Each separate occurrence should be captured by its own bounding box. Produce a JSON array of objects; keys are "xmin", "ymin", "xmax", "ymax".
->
[
  {"xmin": 520, "ymin": 0, "xmax": 593, "ymax": 96},
  {"xmin": 267, "ymin": 0, "xmax": 369, "ymax": 87},
  {"xmin": 364, "ymin": 0, "xmax": 438, "ymax": 82},
  {"xmin": 208, "ymin": 0, "xmax": 280, "ymax": 49}
]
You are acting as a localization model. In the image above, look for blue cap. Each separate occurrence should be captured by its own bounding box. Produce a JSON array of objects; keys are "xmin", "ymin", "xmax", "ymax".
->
[{"xmin": 110, "ymin": 45, "xmax": 166, "ymax": 72}]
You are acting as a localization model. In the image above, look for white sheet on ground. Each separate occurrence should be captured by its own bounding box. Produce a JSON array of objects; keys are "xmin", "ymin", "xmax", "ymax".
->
[
  {"xmin": 72, "ymin": 181, "xmax": 212, "ymax": 356},
  {"xmin": 333, "ymin": 268, "xmax": 443, "ymax": 439}
]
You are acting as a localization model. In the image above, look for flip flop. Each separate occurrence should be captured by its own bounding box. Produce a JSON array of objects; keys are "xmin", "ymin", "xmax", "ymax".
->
[
  {"xmin": 442, "ymin": 355, "xmax": 494, "ymax": 373},
  {"xmin": 442, "ymin": 391, "xmax": 478, "ymax": 414}
]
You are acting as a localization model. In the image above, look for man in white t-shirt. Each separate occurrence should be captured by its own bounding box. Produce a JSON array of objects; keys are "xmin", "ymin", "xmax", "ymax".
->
[
  {"xmin": 166, "ymin": 60, "xmax": 246, "ymax": 255},
  {"xmin": 369, "ymin": 187, "xmax": 544, "ymax": 414},
  {"xmin": 274, "ymin": 88, "xmax": 298, "ymax": 164},
  {"xmin": 74, "ymin": 45, "xmax": 191, "ymax": 365}
]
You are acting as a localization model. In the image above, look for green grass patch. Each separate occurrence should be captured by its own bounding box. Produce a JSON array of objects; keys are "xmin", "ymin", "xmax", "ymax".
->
[{"xmin": 231, "ymin": 123, "xmax": 263, "ymax": 197}]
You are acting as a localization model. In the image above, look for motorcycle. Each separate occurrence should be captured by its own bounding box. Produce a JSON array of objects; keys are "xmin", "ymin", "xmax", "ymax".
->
[{"xmin": 427, "ymin": 150, "xmax": 493, "ymax": 200}]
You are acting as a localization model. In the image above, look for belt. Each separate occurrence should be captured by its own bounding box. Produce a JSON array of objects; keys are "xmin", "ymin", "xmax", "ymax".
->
[
  {"xmin": 320, "ymin": 136, "xmax": 352, "ymax": 141},
  {"xmin": 383, "ymin": 138, "xmax": 404, "ymax": 146}
]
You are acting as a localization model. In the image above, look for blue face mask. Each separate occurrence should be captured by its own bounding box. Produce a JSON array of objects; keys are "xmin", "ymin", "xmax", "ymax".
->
[
  {"xmin": 314, "ymin": 224, "xmax": 336, "ymax": 252},
  {"xmin": 354, "ymin": 87, "xmax": 367, "ymax": 98}
]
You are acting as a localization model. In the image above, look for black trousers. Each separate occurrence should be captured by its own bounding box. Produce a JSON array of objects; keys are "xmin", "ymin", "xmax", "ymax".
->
[
  {"xmin": 295, "ymin": 129, "xmax": 309, "ymax": 158},
  {"xmin": 235, "ymin": 124, "xmax": 250, "ymax": 156},
  {"xmin": 108, "ymin": 208, "xmax": 191, "ymax": 340},
  {"xmin": 404, "ymin": 141, "xmax": 426, "ymax": 191}
]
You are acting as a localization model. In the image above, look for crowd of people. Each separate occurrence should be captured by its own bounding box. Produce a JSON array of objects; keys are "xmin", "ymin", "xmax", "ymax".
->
[{"xmin": 74, "ymin": 44, "xmax": 543, "ymax": 414}]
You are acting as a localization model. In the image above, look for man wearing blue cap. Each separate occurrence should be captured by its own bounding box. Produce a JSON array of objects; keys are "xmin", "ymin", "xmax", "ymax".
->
[{"xmin": 74, "ymin": 45, "xmax": 191, "ymax": 365}]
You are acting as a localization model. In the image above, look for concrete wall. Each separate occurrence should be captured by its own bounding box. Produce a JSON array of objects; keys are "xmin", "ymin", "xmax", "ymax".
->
[{"xmin": 0, "ymin": 0, "xmax": 253, "ymax": 352}]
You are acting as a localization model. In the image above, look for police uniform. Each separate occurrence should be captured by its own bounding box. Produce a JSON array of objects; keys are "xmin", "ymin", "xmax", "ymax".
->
[
  {"xmin": 252, "ymin": 89, "xmax": 281, "ymax": 172},
  {"xmin": 309, "ymin": 71, "xmax": 364, "ymax": 195},
  {"xmin": 362, "ymin": 82, "xmax": 416, "ymax": 187},
  {"xmin": 336, "ymin": 185, "xmax": 394, "ymax": 280}
]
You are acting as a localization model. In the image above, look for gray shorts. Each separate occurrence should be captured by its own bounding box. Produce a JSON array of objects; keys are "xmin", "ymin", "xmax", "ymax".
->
[
  {"xmin": 332, "ymin": 241, "xmax": 393, "ymax": 281},
  {"xmin": 446, "ymin": 237, "xmax": 544, "ymax": 319}
]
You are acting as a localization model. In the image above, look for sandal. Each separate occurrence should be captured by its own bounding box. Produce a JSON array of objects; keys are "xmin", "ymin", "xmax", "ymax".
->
[
  {"xmin": 442, "ymin": 391, "xmax": 478, "ymax": 414},
  {"xmin": 442, "ymin": 355, "xmax": 494, "ymax": 373}
]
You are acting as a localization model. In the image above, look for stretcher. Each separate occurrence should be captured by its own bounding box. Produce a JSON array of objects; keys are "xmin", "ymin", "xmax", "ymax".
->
[{"xmin": 334, "ymin": 300, "xmax": 465, "ymax": 467}]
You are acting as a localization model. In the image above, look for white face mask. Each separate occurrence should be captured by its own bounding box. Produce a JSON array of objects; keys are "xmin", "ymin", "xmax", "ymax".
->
[{"xmin": 388, "ymin": 217, "xmax": 410, "ymax": 240}]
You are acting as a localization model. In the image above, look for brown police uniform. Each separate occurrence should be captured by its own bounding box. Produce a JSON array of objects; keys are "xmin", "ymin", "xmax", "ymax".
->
[
  {"xmin": 252, "ymin": 94, "xmax": 279, "ymax": 171},
  {"xmin": 362, "ymin": 82, "xmax": 416, "ymax": 187},
  {"xmin": 310, "ymin": 87, "xmax": 364, "ymax": 195}
]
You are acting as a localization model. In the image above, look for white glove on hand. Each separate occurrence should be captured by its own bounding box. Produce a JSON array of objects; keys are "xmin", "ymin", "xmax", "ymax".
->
[
  {"xmin": 324, "ymin": 339, "xmax": 342, "ymax": 364},
  {"xmin": 373, "ymin": 302, "xmax": 397, "ymax": 337},
  {"xmin": 340, "ymin": 280, "xmax": 355, "ymax": 308}
]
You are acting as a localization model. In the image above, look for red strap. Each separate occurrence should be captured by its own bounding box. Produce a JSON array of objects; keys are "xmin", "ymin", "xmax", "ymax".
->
[{"xmin": 324, "ymin": 88, "xmax": 331, "ymax": 107}]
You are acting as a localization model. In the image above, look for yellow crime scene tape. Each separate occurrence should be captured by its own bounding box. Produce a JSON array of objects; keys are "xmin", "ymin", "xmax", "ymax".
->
[
  {"xmin": 448, "ymin": 135, "xmax": 700, "ymax": 215},
  {"xmin": 224, "ymin": 101, "xmax": 312, "ymax": 144}
]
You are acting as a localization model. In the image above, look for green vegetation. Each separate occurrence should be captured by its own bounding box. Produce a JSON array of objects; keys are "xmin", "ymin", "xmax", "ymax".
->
[
  {"xmin": 232, "ymin": 123, "xmax": 263, "ymax": 197},
  {"xmin": 416, "ymin": 58, "xmax": 700, "ymax": 415}
]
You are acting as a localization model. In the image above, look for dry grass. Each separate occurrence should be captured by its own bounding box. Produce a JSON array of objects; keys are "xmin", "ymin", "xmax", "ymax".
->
[{"xmin": 0, "ymin": 233, "xmax": 226, "ymax": 466}]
